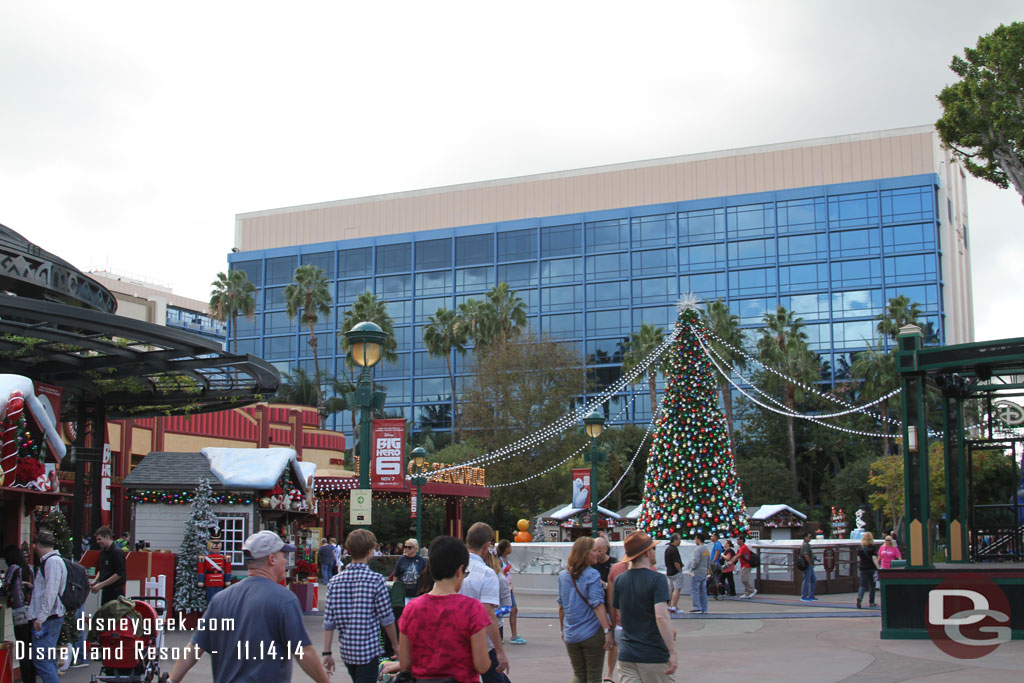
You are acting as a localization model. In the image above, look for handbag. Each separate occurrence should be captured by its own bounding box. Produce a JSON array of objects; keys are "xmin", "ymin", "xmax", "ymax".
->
[
  {"xmin": 796, "ymin": 555, "xmax": 808, "ymax": 571},
  {"xmin": 12, "ymin": 606, "xmax": 28, "ymax": 626}
]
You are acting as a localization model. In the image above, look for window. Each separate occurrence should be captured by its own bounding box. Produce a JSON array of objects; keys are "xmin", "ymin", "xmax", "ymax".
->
[
  {"xmin": 586, "ymin": 309, "xmax": 630, "ymax": 336},
  {"xmin": 542, "ymin": 285, "xmax": 582, "ymax": 312},
  {"xmin": 234, "ymin": 315, "xmax": 259, "ymax": 337},
  {"xmin": 777, "ymin": 197, "xmax": 826, "ymax": 234},
  {"xmin": 881, "ymin": 187, "xmax": 934, "ymax": 224},
  {"xmin": 829, "ymin": 229, "xmax": 880, "ymax": 258},
  {"xmin": 379, "ymin": 379, "xmax": 411, "ymax": 403},
  {"xmin": 631, "ymin": 214, "xmax": 675, "ymax": 248},
  {"xmin": 300, "ymin": 332, "xmax": 334, "ymax": 357},
  {"xmin": 832, "ymin": 290, "xmax": 882, "ymax": 319},
  {"xmin": 415, "ymin": 271, "xmax": 452, "ymax": 296},
  {"xmin": 266, "ymin": 256, "xmax": 298, "ymax": 285},
  {"xmin": 781, "ymin": 293, "xmax": 829, "ymax": 319},
  {"xmin": 231, "ymin": 261, "xmax": 262, "ymax": 288},
  {"xmin": 832, "ymin": 320, "xmax": 878, "ymax": 349},
  {"xmin": 391, "ymin": 326, "xmax": 411, "ymax": 350},
  {"xmin": 497, "ymin": 262, "xmax": 537, "ymax": 288},
  {"xmin": 339, "ymin": 247, "xmax": 372, "ymax": 278},
  {"xmin": 377, "ymin": 244, "xmax": 411, "ymax": 273},
  {"xmin": 728, "ymin": 239, "xmax": 775, "ymax": 267},
  {"xmin": 635, "ymin": 305, "xmax": 676, "ymax": 329},
  {"xmin": 416, "ymin": 239, "xmax": 452, "ymax": 271},
  {"xmin": 882, "ymin": 223, "xmax": 936, "ymax": 253},
  {"xmin": 679, "ymin": 208, "xmax": 724, "ymax": 242},
  {"xmin": 455, "ymin": 266, "xmax": 493, "ymax": 293},
  {"xmin": 683, "ymin": 272, "xmax": 726, "ymax": 298},
  {"xmin": 585, "ymin": 253, "xmax": 629, "ymax": 280},
  {"xmin": 542, "ymin": 313, "xmax": 583, "ymax": 337},
  {"xmin": 264, "ymin": 336, "xmax": 295, "ymax": 359},
  {"xmin": 541, "ymin": 258, "xmax": 582, "ymax": 284},
  {"xmin": 414, "ymin": 377, "xmax": 449, "ymax": 401},
  {"xmin": 264, "ymin": 312, "xmax": 294, "ymax": 335},
  {"xmin": 264, "ymin": 286, "xmax": 286, "ymax": 310},
  {"xmin": 414, "ymin": 351, "xmax": 446, "ymax": 374},
  {"xmin": 497, "ymin": 228, "xmax": 537, "ymax": 261},
  {"xmin": 679, "ymin": 244, "xmax": 725, "ymax": 271},
  {"xmin": 886, "ymin": 284, "xmax": 939, "ymax": 311},
  {"xmin": 726, "ymin": 203, "xmax": 774, "ymax": 240},
  {"xmin": 415, "ymin": 297, "xmax": 448, "ymax": 322},
  {"xmin": 735, "ymin": 298, "xmax": 774, "ymax": 325},
  {"xmin": 632, "ymin": 277, "xmax": 677, "ymax": 305},
  {"xmin": 388, "ymin": 300, "xmax": 411, "ymax": 324},
  {"xmin": 884, "ymin": 254, "xmax": 937, "ymax": 284},
  {"xmin": 339, "ymin": 278, "xmax": 371, "ymax": 302},
  {"xmin": 378, "ymin": 353, "xmax": 410, "ymax": 378},
  {"xmin": 586, "ymin": 338, "xmax": 626, "ymax": 365},
  {"xmin": 586, "ymin": 219, "xmax": 629, "ymax": 252},
  {"xmin": 541, "ymin": 225, "xmax": 581, "ymax": 257},
  {"xmin": 215, "ymin": 515, "xmax": 248, "ymax": 566},
  {"xmin": 632, "ymin": 248, "xmax": 676, "ymax": 276},
  {"xmin": 831, "ymin": 259, "xmax": 882, "ymax": 288},
  {"xmin": 727, "ymin": 268, "xmax": 775, "ymax": 296},
  {"xmin": 456, "ymin": 234, "xmax": 493, "ymax": 266},
  {"xmin": 586, "ymin": 281, "xmax": 629, "ymax": 308},
  {"xmin": 828, "ymin": 192, "xmax": 879, "ymax": 228},
  {"xmin": 379, "ymin": 275, "xmax": 412, "ymax": 299},
  {"xmin": 777, "ymin": 234, "xmax": 826, "ymax": 261},
  {"xmin": 803, "ymin": 323, "xmax": 831, "ymax": 351},
  {"xmin": 301, "ymin": 252, "xmax": 335, "ymax": 280},
  {"xmin": 778, "ymin": 263, "xmax": 827, "ymax": 292}
]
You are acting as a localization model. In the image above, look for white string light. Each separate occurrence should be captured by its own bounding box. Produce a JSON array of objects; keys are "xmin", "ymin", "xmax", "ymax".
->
[{"xmin": 597, "ymin": 394, "xmax": 663, "ymax": 505}]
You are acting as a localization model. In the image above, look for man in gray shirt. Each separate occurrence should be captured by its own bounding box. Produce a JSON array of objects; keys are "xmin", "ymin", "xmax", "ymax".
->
[
  {"xmin": 800, "ymin": 532, "xmax": 818, "ymax": 601},
  {"xmin": 686, "ymin": 533, "xmax": 710, "ymax": 613}
]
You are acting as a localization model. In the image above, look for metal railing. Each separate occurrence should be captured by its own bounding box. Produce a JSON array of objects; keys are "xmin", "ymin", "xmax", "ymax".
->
[{"xmin": 970, "ymin": 502, "xmax": 1024, "ymax": 562}]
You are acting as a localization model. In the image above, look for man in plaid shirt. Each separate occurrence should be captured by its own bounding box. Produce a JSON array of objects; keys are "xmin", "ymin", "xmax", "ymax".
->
[{"xmin": 322, "ymin": 529, "xmax": 399, "ymax": 683}]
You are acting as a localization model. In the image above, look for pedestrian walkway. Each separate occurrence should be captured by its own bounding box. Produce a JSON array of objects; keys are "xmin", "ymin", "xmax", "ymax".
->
[{"xmin": 54, "ymin": 591, "xmax": 1020, "ymax": 683}]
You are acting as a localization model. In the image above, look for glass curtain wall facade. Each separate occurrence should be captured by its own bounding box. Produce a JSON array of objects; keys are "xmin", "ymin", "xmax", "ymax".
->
[{"xmin": 229, "ymin": 174, "xmax": 944, "ymax": 442}]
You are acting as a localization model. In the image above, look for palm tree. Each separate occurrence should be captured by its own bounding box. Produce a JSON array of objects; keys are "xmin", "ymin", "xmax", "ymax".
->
[
  {"xmin": 339, "ymin": 292, "xmax": 398, "ymax": 367},
  {"xmin": 422, "ymin": 307, "xmax": 468, "ymax": 440},
  {"xmin": 284, "ymin": 265, "xmax": 332, "ymax": 409},
  {"xmin": 877, "ymin": 295, "xmax": 922, "ymax": 343},
  {"xmin": 209, "ymin": 270, "xmax": 256, "ymax": 353},
  {"xmin": 485, "ymin": 282, "xmax": 528, "ymax": 346},
  {"xmin": 757, "ymin": 306, "xmax": 819, "ymax": 500},
  {"xmin": 703, "ymin": 299, "xmax": 746, "ymax": 455},
  {"xmin": 457, "ymin": 297, "xmax": 493, "ymax": 347},
  {"xmin": 273, "ymin": 369, "xmax": 351, "ymax": 422},
  {"xmin": 621, "ymin": 323, "xmax": 665, "ymax": 418},
  {"xmin": 851, "ymin": 341, "xmax": 897, "ymax": 456}
]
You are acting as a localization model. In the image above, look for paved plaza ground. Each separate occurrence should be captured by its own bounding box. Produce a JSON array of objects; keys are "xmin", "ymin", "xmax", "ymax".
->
[{"xmin": 51, "ymin": 590, "xmax": 1021, "ymax": 683}]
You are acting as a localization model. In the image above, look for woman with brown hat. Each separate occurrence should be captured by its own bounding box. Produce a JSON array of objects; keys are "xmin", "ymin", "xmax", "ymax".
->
[{"xmin": 558, "ymin": 536, "xmax": 615, "ymax": 682}]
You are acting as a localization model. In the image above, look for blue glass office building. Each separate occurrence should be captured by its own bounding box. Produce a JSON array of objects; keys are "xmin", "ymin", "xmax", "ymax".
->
[{"xmin": 229, "ymin": 127, "xmax": 973, "ymax": 441}]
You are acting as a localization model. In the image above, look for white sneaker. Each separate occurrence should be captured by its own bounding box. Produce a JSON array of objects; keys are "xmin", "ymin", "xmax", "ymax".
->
[{"xmin": 750, "ymin": 589, "xmax": 758, "ymax": 598}]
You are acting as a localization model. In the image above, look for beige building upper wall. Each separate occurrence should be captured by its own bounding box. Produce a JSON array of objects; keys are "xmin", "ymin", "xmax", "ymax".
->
[{"xmin": 236, "ymin": 126, "xmax": 939, "ymax": 252}]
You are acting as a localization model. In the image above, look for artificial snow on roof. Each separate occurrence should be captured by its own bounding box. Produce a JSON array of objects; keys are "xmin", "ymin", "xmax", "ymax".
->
[
  {"xmin": 297, "ymin": 461, "xmax": 317, "ymax": 487},
  {"xmin": 751, "ymin": 504, "xmax": 807, "ymax": 520},
  {"xmin": 200, "ymin": 447, "xmax": 308, "ymax": 492},
  {"xmin": 545, "ymin": 503, "xmax": 621, "ymax": 521}
]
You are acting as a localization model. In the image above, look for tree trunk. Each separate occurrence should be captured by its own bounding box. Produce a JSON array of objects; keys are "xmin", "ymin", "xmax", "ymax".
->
[
  {"xmin": 231, "ymin": 313, "xmax": 238, "ymax": 354},
  {"xmin": 446, "ymin": 351, "xmax": 457, "ymax": 442},
  {"xmin": 648, "ymin": 370, "xmax": 658, "ymax": 419},
  {"xmin": 786, "ymin": 385, "xmax": 798, "ymax": 500},
  {"xmin": 309, "ymin": 318, "xmax": 323, "ymax": 422}
]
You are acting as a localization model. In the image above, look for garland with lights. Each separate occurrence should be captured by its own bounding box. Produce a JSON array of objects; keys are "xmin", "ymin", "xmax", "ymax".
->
[
  {"xmin": 637, "ymin": 298, "xmax": 747, "ymax": 538},
  {"xmin": 129, "ymin": 490, "xmax": 254, "ymax": 505}
]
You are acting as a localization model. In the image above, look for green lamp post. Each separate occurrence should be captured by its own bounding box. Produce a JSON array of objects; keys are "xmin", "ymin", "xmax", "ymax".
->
[
  {"xmin": 344, "ymin": 321, "xmax": 389, "ymax": 528},
  {"xmin": 409, "ymin": 446, "xmax": 428, "ymax": 548},
  {"xmin": 583, "ymin": 409, "xmax": 607, "ymax": 538}
]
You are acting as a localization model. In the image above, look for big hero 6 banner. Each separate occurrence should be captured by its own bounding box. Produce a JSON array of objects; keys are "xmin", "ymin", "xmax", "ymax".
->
[{"xmin": 371, "ymin": 419, "xmax": 407, "ymax": 491}]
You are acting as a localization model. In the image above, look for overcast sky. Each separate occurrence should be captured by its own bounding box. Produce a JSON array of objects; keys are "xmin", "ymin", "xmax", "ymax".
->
[{"xmin": 1, "ymin": 1, "xmax": 1021, "ymax": 341}]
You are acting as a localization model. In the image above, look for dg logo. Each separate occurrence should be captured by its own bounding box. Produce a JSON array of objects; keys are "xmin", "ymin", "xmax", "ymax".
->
[{"xmin": 926, "ymin": 574, "xmax": 1012, "ymax": 658}]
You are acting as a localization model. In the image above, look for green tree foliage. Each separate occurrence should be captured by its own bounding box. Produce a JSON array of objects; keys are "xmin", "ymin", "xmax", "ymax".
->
[
  {"xmin": 209, "ymin": 270, "xmax": 256, "ymax": 353},
  {"xmin": 596, "ymin": 424, "xmax": 653, "ymax": 511},
  {"xmin": 877, "ymin": 295, "xmax": 922, "ymax": 343},
  {"xmin": 284, "ymin": 265, "xmax": 332, "ymax": 410},
  {"xmin": 456, "ymin": 297, "xmax": 492, "ymax": 347},
  {"xmin": 422, "ymin": 307, "xmax": 467, "ymax": 440},
  {"xmin": 936, "ymin": 22, "xmax": 1024, "ymax": 204},
  {"xmin": 272, "ymin": 368, "xmax": 350, "ymax": 419},
  {"xmin": 735, "ymin": 456, "xmax": 793, "ymax": 507},
  {"xmin": 702, "ymin": 299, "xmax": 746, "ymax": 454},
  {"xmin": 485, "ymin": 282, "xmax": 528, "ymax": 346},
  {"xmin": 174, "ymin": 478, "xmax": 219, "ymax": 613},
  {"xmin": 339, "ymin": 292, "xmax": 398, "ymax": 366},
  {"xmin": 621, "ymin": 322, "xmax": 665, "ymax": 418},
  {"xmin": 459, "ymin": 335, "xmax": 586, "ymax": 517}
]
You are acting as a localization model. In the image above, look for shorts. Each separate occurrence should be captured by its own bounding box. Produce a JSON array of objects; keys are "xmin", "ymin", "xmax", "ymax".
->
[
  {"xmin": 668, "ymin": 572, "xmax": 686, "ymax": 590},
  {"xmin": 510, "ymin": 589, "xmax": 517, "ymax": 608}
]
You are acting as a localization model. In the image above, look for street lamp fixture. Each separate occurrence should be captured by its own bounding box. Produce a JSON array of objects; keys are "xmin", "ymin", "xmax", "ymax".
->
[
  {"xmin": 582, "ymin": 409, "xmax": 606, "ymax": 538},
  {"xmin": 409, "ymin": 446, "xmax": 429, "ymax": 547},
  {"xmin": 346, "ymin": 321, "xmax": 387, "ymax": 369},
  {"xmin": 344, "ymin": 321, "xmax": 389, "ymax": 528}
]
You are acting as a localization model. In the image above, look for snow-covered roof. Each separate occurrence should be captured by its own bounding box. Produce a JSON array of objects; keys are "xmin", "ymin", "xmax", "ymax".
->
[
  {"xmin": 617, "ymin": 505, "xmax": 642, "ymax": 520},
  {"xmin": 201, "ymin": 447, "xmax": 310, "ymax": 492},
  {"xmin": 543, "ymin": 503, "xmax": 621, "ymax": 521},
  {"xmin": 750, "ymin": 504, "xmax": 806, "ymax": 521}
]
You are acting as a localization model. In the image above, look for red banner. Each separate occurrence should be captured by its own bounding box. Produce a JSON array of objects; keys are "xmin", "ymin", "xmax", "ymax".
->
[
  {"xmin": 371, "ymin": 419, "xmax": 406, "ymax": 491},
  {"xmin": 572, "ymin": 468, "xmax": 591, "ymax": 510},
  {"xmin": 410, "ymin": 493, "xmax": 418, "ymax": 519},
  {"xmin": 100, "ymin": 444, "xmax": 112, "ymax": 525}
]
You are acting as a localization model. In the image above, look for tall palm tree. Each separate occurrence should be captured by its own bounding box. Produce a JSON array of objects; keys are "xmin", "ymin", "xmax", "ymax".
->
[
  {"xmin": 457, "ymin": 297, "xmax": 493, "ymax": 347},
  {"xmin": 485, "ymin": 282, "xmax": 528, "ymax": 346},
  {"xmin": 877, "ymin": 295, "xmax": 922, "ymax": 343},
  {"xmin": 339, "ymin": 292, "xmax": 398, "ymax": 367},
  {"xmin": 621, "ymin": 323, "xmax": 665, "ymax": 418},
  {"xmin": 851, "ymin": 341, "xmax": 897, "ymax": 456},
  {"xmin": 422, "ymin": 307, "xmax": 468, "ymax": 440},
  {"xmin": 284, "ymin": 265, "xmax": 332, "ymax": 409},
  {"xmin": 272, "ymin": 369, "xmax": 351, "ymax": 422},
  {"xmin": 757, "ymin": 306, "xmax": 819, "ymax": 499},
  {"xmin": 209, "ymin": 270, "xmax": 256, "ymax": 353},
  {"xmin": 703, "ymin": 299, "xmax": 746, "ymax": 455}
]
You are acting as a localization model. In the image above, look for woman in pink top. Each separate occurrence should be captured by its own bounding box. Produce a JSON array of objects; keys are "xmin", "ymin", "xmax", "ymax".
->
[{"xmin": 878, "ymin": 535, "xmax": 902, "ymax": 569}]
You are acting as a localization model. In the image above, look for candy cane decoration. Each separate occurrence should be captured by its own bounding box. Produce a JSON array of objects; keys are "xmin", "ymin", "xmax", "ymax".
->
[{"xmin": 1, "ymin": 390, "xmax": 24, "ymax": 486}]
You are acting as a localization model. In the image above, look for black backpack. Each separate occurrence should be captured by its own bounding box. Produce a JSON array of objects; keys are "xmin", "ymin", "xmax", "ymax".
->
[
  {"xmin": 746, "ymin": 549, "xmax": 761, "ymax": 569},
  {"xmin": 39, "ymin": 554, "xmax": 90, "ymax": 612}
]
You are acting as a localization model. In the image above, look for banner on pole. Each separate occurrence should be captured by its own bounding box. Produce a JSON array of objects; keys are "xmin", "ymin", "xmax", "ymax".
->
[
  {"xmin": 100, "ymin": 443, "xmax": 112, "ymax": 525},
  {"xmin": 572, "ymin": 468, "xmax": 591, "ymax": 510},
  {"xmin": 410, "ymin": 493, "xmax": 418, "ymax": 519},
  {"xmin": 371, "ymin": 419, "xmax": 407, "ymax": 490}
]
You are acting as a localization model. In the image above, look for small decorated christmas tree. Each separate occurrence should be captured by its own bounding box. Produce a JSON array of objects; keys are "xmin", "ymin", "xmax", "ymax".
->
[
  {"xmin": 174, "ymin": 478, "xmax": 219, "ymax": 613},
  {"xmin": 637, "ymin": 296, "xmax": 747, "ymax": 538}
]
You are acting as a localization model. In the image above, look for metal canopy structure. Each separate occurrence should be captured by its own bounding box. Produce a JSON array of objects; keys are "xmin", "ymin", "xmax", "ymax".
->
[
  {"xmin": 896, "ymin": 325, "xmax": 1024, "ymax": 568},
  {"xmin": 0, "ymin": 296, "xmax": 279, "ymax": 418}
]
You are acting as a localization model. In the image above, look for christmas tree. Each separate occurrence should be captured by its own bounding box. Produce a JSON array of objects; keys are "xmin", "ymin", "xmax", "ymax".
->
[
  {"xmin": 174, "ymin": 478, "xmax": 219, "ymax": 613},
  {"xmin": 637, "ymin": 298, "xmax": 747, "ymax": 538},
  {"xmin": 36, "ymin": 507, "xmax": 77, "ymax": 645}
]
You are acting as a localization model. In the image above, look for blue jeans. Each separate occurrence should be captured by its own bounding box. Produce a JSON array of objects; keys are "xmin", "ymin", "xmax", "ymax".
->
[
  {"xmin": 321, "ymin": 564, "xmax": 335, "ymax": 584},
  {"xmin": 344, "ymin": 660, "xmax": 378, "ymax": 683},
  {"xmin": 482, "ymin": 648, "xmax": 511, "ymax": 683},
  {"xmin": 66, "ymin": 606, "xmax": 88, "ymax": 664},
  {"xmin": 32, "ymin": 616, "xmax": 63, "ymax": 683},
  {"xmin": 690, "ymin": 574, "xmax": 708, "ymax": 612},
  {"xmin": 857, "ymin": 569, "xmax": 876, "ymax": 605},
  {"xmin": 801, "ymin": 566, "xmax": 817, "ymax": 599}
]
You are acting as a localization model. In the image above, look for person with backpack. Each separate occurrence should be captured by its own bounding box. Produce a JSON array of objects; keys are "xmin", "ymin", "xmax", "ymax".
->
[
  {"xmin": 27, "ymin": 530, "xmax": 66, "ymax": 683},
  {"xmin": 727, "ymin": 535, "xmax": 758, "ymax": 599}
]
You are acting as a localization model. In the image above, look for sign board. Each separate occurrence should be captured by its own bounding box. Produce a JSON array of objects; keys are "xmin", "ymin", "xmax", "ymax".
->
[
  {"xmin": 350, "ymin": 489, "xmax": 372, "ymax": 526},
  {"xmin": 100, "ymin": 443, "xmax": 112, "ymax": 525},
  {"xmin": 410, "ymin": 493, "xmax": 418, "ymax": 519},
  {"xmin": 371, "ymin": 419, "xmax": 407, "ymax": 490},
  {"xmin": 993, "ymin": 399, "xmax": 1024, "ymax": 426},
  {"xmin": 572, "ymin": 468, "xmax": 591, "ymax": 510}
]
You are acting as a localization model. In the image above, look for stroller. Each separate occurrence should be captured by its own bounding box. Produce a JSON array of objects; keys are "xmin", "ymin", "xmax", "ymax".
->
[
  {"xmin": 89, "ymin": 596, "xmax": 168, "ymax": 683},
  {"xmin": 708, "ymin": 563, "xmax": 724, "ymax": 600}
]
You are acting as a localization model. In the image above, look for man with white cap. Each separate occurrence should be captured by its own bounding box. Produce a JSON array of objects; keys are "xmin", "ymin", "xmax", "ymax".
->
[{"xmin": 167, "ymin": 530, "xmax": 330, "ymax": 683}]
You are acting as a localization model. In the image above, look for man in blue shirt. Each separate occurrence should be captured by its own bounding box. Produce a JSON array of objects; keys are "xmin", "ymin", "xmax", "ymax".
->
[{"xmin": 167, "ymin": 531, "xmax": 329, "ymax": 683}]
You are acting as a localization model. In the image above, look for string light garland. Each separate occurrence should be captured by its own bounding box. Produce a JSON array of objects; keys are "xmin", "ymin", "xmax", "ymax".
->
[
  {"xmin": 597, "ymin": 395, "xmax": 663, "ymax": 505},
  {"xmin": 129, "ymin": 490, "xmax": 253, "ymax": 505}
]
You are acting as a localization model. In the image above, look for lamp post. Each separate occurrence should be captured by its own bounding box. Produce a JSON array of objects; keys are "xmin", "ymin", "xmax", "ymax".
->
[
  {"xmin": 583, "ymin": 410, "xmax": 606, "ymax": 538},
  {"xmin": 409, "ymin": 446, "xmax": 428, "ymax": 548},
  {"xmin": 344, "ymin": 321, "xmax": 388, "ymax": 528}
]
